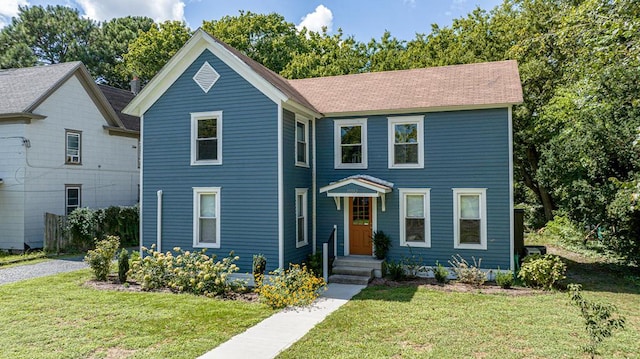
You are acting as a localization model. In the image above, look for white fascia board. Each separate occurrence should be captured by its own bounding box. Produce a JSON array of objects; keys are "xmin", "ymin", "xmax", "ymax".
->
[
  {"xmin": 283, "ymin": 100, "xmax": 321, "ymax": 120},
  {"xmin": 322, "ymin": 103, "xmax": 519, "ymax": 118},
  {"xmin": 123, "ymin": 29, "xmax": 288, "ymax": 117}
]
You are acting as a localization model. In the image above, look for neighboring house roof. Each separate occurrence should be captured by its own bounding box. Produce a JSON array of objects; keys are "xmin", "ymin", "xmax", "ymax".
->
[
  {"xmin": 98, "ymin": 84, "xmax": 140, "ymax": 132},
  {"xmin": 288, "ymin": 61, "xmax": 523, "ymax": 116}
]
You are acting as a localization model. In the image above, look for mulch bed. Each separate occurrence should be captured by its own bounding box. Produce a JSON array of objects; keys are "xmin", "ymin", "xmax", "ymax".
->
[{"xmin": 369, "ymin": 277, "xmax": 541, "ymax": 296}]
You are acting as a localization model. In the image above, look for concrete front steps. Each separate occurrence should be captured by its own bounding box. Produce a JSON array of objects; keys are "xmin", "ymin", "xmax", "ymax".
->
[{"xmin": 329, "ymin": 256, "xmax": 384, "ymax": 285}]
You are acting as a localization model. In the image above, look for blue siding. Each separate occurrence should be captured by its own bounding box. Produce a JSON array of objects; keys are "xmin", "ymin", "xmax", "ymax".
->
[
  {"xmin": 316, "ymin": 109, "xmax": 512, "ymax": 269},
  {"xmin": 282, "ymin": 109, "xmax": 313, "ymax": 266},
  {"xmin": 142, "ymin": 49, "xmax": 280, "ymax": 272}
]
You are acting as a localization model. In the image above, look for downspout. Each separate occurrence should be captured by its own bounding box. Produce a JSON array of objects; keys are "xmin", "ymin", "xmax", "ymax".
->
[
  {"xmin": 278, "ymin": 103, "xmax": 284, "ymax": 269},
  {"xmin": 156, "ymin": 189, "xmax": 162, "ymax": 252},
  {"xmin": 312, "ymin": 117, "xmax": 317, "ymax": 254}
]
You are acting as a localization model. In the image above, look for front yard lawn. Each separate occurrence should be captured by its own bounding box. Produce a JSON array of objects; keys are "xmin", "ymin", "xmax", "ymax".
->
[
  {"xmin": 279, "ymin": 247, "xmax": 640, "ymax": 358},
  {"xmin": 0, "ymin": 270, "xmax": 274, "ymax": 358}
]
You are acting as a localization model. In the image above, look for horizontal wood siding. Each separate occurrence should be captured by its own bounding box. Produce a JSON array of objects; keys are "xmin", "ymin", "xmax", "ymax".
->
[
  {"xmin": 316, "ymin": 108, "xmax": 511, "ymax": 269},
  {"xmin": 282, "ymin": 109, "xmax": 313, "ymax": 266},
  {"xmin": 142, "ymin": 50, "xmax": 279, "ymax": 272}
]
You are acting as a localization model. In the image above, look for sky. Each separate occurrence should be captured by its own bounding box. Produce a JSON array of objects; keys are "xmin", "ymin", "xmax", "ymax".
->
[{"xmin": 0, "ymin": 0, "xmax": 504, "ymax": 42}]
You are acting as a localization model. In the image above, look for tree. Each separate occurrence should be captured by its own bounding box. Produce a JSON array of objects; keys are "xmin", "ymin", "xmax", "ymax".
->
[{"xmin": 366, "ymin": 31, "xmax": 408, "ymax": 72}]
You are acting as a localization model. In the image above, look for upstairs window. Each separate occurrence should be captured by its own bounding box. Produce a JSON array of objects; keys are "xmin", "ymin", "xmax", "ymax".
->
[
  {"xmin": 65, "ymin": 130, "xmax": 81, "ymax": 165},
  {"xmin": 453, "ymin": 188, "xmax": 487, "ymax": 250},
  {"xmin": 334, "ymin": 118, "xmax": 367, "ymax": 169},
  {"xmin": 193, "ymin": 187, "xmax": 221, "ymax": 248},
  {"xmin": 388, "ymin": 116, "xmax": 424, "ymax": 169},
  {"xmin": 295, "ymin": 116, "xmax": 309, "ymax": 167},
  {"xmin": 191, "ymin": 111, "xmax": 222, "ymax": 165},
  {"xmin": 65, "ymin": 185, "xmax": 81, "ymax": 215}
]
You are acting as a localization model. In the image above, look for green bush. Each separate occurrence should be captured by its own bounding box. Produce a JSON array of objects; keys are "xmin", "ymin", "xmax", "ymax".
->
[
  {"xmin": 67, "ymin": 205, "xmax": 139, "ymax": 249},
  {"xmin": 257, "ymin": 264, "xmax": 326, "ymax": 309},
  {"xmin": 448, "ymin": 254, "xmax": 486, "ymax": 286},
  {"xmin": 84, "ymin": 235, "xmax": 120, "ymax": 281},
  {"xmin": 518, "ymin": 254, "xmax": 566, "ymax": 290},
  {"xmin": 495, "ymin": 269, "xmax": 514, "ymax": 289},
  {"xmin": 252, "ymin": 254, "xmax": 267, "ymax": 287},
  {"xmin": 118, "ymin": 248, "xmax": 130, "ymax": 283},
  {"xmin": 304, "ymin": 252, "xmax": 323, "ymax": 277},
  {"xmin": 386, "ymin": 260, "xmax": 405, "ymax": 281},
  {"xmin": 128, "ymin": 245, "xmax": 172, "ymax": 290},
  {"xmin": 372, "ymin": 231, "xmax": 391, "ymax": 260},
  {"xmin": 433, "ymin": 261, "xmax": 449, "ymax": 284}
]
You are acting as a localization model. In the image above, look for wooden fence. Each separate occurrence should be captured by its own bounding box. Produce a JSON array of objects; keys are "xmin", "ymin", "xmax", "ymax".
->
[{"xmin": 44, "ymin": 212, "xmax": 69, "ymax": 254}]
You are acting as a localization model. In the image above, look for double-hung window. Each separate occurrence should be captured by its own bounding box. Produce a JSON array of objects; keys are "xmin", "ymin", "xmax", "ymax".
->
[
  {"xmin": 334, "ymin": 118, "xmax": 367, "ymax": 169},
  {"xmin": 453, "ymin": 188, "xmax": 487, "ymax": 250},
  {"xmin": 295, "ymin": 116, "xmax": 309, "ymax": 167},
  {"xmin": 388, "ymin": 116, "xmax": 424, "ymax": 168},
  {"xmin": 399, "ymin": 188, "xmax": 430, "ymax": 247},
  {"xmin": 65, "ymin": 185, "xmax": 81, "ymax": 215},
  {"xmin": 193, "ymin": 187, "xmax": 221, "ymax": 248},
  {"xmin": 65, "ymin": 130, "xmax": 81, "ymax": 165},
  {"xmin": 295, "ymin": 188, "xmax": 308, "ymax": 247},
  {"xmin": 191, "ymin": 111, "xmax": 222, "ymax": 165}
]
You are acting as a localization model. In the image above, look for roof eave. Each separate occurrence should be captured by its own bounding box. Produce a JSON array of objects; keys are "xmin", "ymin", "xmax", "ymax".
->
[
  {"xmin": 0, "ymin": 112, "xmax": 47, "ymax": 122},
  {"xmin": 321, "ymin": 102, "xmax": 523, "ymax": 118},
  {"xmin": 103, "ymin": 125, "xmax": 140, "ymax": 138}
]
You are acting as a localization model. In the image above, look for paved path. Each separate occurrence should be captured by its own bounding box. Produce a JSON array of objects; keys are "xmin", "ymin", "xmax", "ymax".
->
[
  {"xmin": 198, "ymin": 283, "xmax": 366, "ymax": 359},
  {"xmin": 0, "ymin": 256, "xmax": 88, "ymax": 285}
]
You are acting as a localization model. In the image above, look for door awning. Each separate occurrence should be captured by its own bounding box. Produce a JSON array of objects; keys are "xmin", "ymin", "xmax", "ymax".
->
[{"xmin": 319, "ymin": 175, "xmax": 393, "ymax": 211}]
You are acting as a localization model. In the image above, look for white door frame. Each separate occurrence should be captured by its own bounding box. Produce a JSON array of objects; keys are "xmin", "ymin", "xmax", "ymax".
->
[{"xmin": 342, "ymin": 196, "xmax": 377, "ymax": 256}]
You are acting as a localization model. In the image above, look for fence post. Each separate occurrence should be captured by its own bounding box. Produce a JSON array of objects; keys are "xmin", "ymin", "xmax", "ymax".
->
[{"xmin": 323, "ymin": 242, "xmax": 329, "ymax": 283}]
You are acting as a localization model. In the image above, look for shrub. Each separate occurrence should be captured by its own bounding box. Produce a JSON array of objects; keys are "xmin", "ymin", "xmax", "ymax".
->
[
  {"xmin": 372, "ymin": 231, "xmax": 391, "ymax": 259},
  {"xmin": 252, "ymin": 254, "xmax": 267, "ymax": 287},
  {"xmin": 68, "ymin": 208, "xmax": 99, "ymax": 250},
  {"xmin": 569, "ymin": 284, "xmax": 625, "ymax": 358},
  {"xmin": 433, "ymin": 261, "xmax": 449, "ymax": 284},
  {"xmin": 118, "ymin": 248, "xmax": 130, "ymax": 283},
  {"xmin": 386, "ymin": 260, "xmax": 406, "ymax": 281},
  {"xmin": 304, "ymin": 252, "xmax": 323, "ymax": 277},
  {"xmin": 84, "ymin": 235, "xmax": 120, "ymax": 281},
  {"xmin": 448, "ymin": 254, "xmax": 486, "ymax": 286},
  {"xmin": 495, "ymin": 268, "xmax": 514, "ymax": 289},
  {"xmin": 129, "ymin": 245, "xmax": 172, "ymax": 290},
  {"xmin": 257, "ymin": 264, "xmax": 326, "ymax": 309},
  {"xmin": 518, "ymin": 254, "xmax": 566, "ymax": 290},
  {"xmin": 67, "ymin": 205, "xmax": 139, "ymax": 250}
]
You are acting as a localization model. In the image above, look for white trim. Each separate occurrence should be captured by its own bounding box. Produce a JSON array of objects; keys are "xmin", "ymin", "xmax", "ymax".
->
[
  {"xmin": 312, "ymin": 118, "xmax": 317, "ymax": 254},
  {"xmin": 343, "ymin": 197, "xmax": 349, "ymax": 256},
  {"xmin": 320, "ymin": 178, "xmax": 392, "ymax": 194},
  {"xmin": 322, "ymin": 103, "xmax": 522, "ymax": 118},
  {"xmin": 453, "ymin": 188, "xmax": 488, "ymax": 250},
  {"xmin": 139, "ymin": 115, "xmax": 144, "ymax": 253},
  {"xmin": 508, "ymin": 106, "xmax": 514, "ymax": 271},
  {"xmin": 342, "ymin": 196, "xmax": 377, "ymax": 256},
  {"xmin": 278, "ymin": 104, "xmax": 284, "ymax": 269},
  {"xmin": 156, "ymin": 190, "xmax": 163, "ymax": 252},
  {"xmin": 388, "ymin": 115, "xmax": 424, "ymax": 169},
  {"xmin": 334, "ymin": 118, "xmax": 368, "ymax": 169},
  {"xmin": 65, "ymin": 185, "xmax": 81, "ymax": 215},
  {"xmin": 190, "ymin": 111, "xmax": 222, "ymax": 165},
  {"xmin": 295, "ymin": 115, "xmax": 310, "ymax": 168},
  {"xmin": 123, "ymin": 29, "xmax": 288, "ymax": 117},
  {"xmin": 295, "ymin": 188, "xmax": 309, "ymax": 248},
  {"xmin": 372, "ymin": 197, "xmax": 378, "ymax": 256},
  {"xmin": 192, "ymin": 187, "xmax": 221, "ymax": 249},
  {"xmin": 399, "ymin": 188, "xmax": 431, "ymax": 248}
]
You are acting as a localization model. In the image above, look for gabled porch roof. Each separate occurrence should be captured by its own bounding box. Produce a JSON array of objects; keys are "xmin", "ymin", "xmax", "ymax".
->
[{"xmin": 319, "ymin": 175, "xmax": 393, "ymax": 211}]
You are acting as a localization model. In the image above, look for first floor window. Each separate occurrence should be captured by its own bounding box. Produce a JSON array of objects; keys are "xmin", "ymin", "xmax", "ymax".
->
[
  {"xmin": 193, "ymin": 187, "xmax": 221, "ymax": 248},
  {"xmin": 191, "ymin": 111, "xmax": 222, "ymax": 165},
  {"xmin": 334, "ymin": 118, "xmax": 367, "ymax": 169},
  {"xmin": 453, "ymin": 188, "xmax": 487, "ymax": 250},
  {"xmin": 295, "ymin": 116, "xmax": 309, "ymax": 166},
  {"xmin": 65, "ymin": 185, "xmax": 81, "ymax": 215},
  {"xmin": 65, "ymin": 130, "xmax": 81, "ymax": 164},
  {"xmin": 399, "ymin": 188, "xmax": 430, "ymax": 247},
  {"xmin": 388, "ymin": 116, "xmax": 424, "ymax": 168},
  {"xmin": 296, "ymin": 188, "xmax": 308, "ymax": 247}
]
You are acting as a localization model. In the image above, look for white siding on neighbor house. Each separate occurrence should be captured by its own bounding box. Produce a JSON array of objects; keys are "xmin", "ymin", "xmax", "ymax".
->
[
  {"xmin": 18, "ymin": 74, "xmax": 139, "ymax": 248},
  {"xmin": 0, "ymin": 123, "xmax": 27, "ymax": 250}
]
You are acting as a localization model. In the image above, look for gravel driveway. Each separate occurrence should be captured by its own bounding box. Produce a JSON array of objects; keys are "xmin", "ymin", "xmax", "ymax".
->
[{"xmin": 0, "ymin": 256, "xmax": 88, "ymax": 285}]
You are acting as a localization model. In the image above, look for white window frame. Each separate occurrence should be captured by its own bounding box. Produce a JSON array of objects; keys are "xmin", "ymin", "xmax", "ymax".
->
[
  {"xmin": 65, "ymin": 129, "xmax": 81, "ymax": 165},
  {"xmin": 334, "ymin": 118, "xmax": 368, "ymax": 169},
  {"xmin": 295, "ymin": 115, "xmax": 309, "ymax": 167},
  {"xmin": 399, "ymin": 188, "xmax": 431, "ymax": 248},
  {"xmin": 193, "ymin": 187, "xmax": 221, "ymax": 248},
  {"xmin": 191, "ymin": 111, "xmax": 222, "ymax": 165},
  {"xmin": 295, "ymin": 188, "xmax": 308, "ymax": 248},
  {"xmin": 65, "ymin": 185, "xmax": 81, "ymax": 215},
  {"xmin": 453, "ymin": 188, "xmax": 487, "ymax": 250},
  {"xmin": 388, "ymin": 116, "xmax": 424, "ymax": 169}
]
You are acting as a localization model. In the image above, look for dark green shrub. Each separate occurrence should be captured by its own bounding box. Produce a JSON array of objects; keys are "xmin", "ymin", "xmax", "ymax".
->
[
  {"xmin": 252, "ymin": 254, "xmax": 267, "ymax": 287},
  {"xmin": 569, "ymin": 284, "xmax": 625, "ymax": 358},
  {"xmin": 433, "ymin": 262, "xmax": 449, "ymax": 284},
  {"xmin": 118, "ymin": 248, "xmax": 130, "ymax": 283},
  {"xmin": 448, "ymin": 254, "xmax": 486, "ymax": 286},
  {"xmin": 84, "ymin": 235, "xmax": 119, "ymax": 281},
  {"xmin": 372, "ymin": 231, "xmax": 391, "ymax": 260},
  {"xmin": 305, "ymin": 252, "xmax": 323, "ymax": 277},
  {"xmin": 495, "ymin": 269, "xmax": 514, "ymax": 289},
  {"xmin": 386, "ymin": 260, "xmax": 405, "ymax": 281},
  {"xmin": 518, "ymin": 254, "xmax": 566, "ymax": 290}
]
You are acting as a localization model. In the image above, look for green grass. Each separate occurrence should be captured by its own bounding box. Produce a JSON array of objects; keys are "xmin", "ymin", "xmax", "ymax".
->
[
  {"xmin": 0, "ymin": 270, "xmax": 274, "ymax": 358},
  {"xmin": 0, "ymin": 251, "xmax": 48, "ymax": 266},
  {"xmin": 279, "ymin": 249, "xmax": 640, "ymax": 359}
]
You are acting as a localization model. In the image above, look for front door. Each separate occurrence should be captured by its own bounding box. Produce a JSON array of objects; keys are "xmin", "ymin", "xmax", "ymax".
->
[{"xmin": 349, "ymin": 197, "xmax": 372, "ymax": 255}]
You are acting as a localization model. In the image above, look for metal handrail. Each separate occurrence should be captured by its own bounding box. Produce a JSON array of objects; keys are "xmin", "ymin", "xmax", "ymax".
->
[{"xmin": 322, "ymin": 225, "xmax": 337, "ymax": 282}]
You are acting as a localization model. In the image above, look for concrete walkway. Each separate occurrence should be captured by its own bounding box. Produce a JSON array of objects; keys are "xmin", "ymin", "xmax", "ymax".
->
[
  {"xmin": 198, "ymin": 283, "xmax": 366, "ymax": 359},
  {"xmin": 0, "ymin": 256, "xmax": 87, "ymax": 285}
]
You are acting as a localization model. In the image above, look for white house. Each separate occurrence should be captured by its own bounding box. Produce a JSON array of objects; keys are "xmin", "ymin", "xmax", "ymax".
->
[{"xmin": 0, "ymin": 62, "xmax": 140, "ymax": 251}]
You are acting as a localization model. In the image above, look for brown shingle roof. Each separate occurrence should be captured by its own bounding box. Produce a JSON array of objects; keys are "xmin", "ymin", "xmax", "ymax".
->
[
  {"xmin": 98, "ymin": 84, "xmax": 140, "ymax": 132},
  {"xmin": 287, "ymin": 60, "xmax": 523, "ymax": 115}
]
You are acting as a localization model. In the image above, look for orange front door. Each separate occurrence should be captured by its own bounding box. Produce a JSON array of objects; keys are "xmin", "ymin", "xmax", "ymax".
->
[{"xmin": 349, "ymin": 197, "xmax": 373, "ymax": 255}]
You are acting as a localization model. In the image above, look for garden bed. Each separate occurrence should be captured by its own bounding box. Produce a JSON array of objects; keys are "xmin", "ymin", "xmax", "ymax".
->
[{"xmin": 369, "ymin": 277, "xmax": 541, "ymax": 296}]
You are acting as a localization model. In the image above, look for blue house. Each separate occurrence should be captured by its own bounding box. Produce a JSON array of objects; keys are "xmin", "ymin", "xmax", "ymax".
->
[{"xmin": 123, "ymin": 29, "xmax": 523, "ymax": 278}]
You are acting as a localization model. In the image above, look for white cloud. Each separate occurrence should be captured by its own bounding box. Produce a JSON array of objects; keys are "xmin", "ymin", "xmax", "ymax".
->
[
  {"xmin": 0, "ymin": 0, "xmax": 29, "ymax": 28},
  {"xmin": 297, "ymin": 4, "xmax": 333, "ymax": 33},
  {"xmin": 75, "ymin": 0, "xmax": 185, "ymax": 23},
  {"xmin": 403, "ymin": 0, "xmax": 416, "ymax": 7}
]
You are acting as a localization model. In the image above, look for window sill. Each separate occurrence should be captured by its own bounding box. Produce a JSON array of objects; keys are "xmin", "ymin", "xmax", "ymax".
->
[
  {"xmin": 194, "ymin": 242, "xmax": 220, "ymax": 249},
  {"xmin": 400, "ymin": 241, "xmax": 430, "ymax": 248},
  {"xmin": 191, "ymin": 161, "xmax": 222, "ymax": 166},
  {"xmin": 295, "ymin": 162, "xmax": 310, "ymax": 168},
  {"xmin": 335, "ymin": 163, "xmax": 367, "ymax": 170},
  {"xmin": 296, "ymin": 241, "xmax": 309, "ymax": 249},
  {"xmin": 389, "ymin": 164, "xmax": 423, "ymax": 169},
  {"xmin": 454, "ymin": 243, "xmax": 487, "ymax": 250}
]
